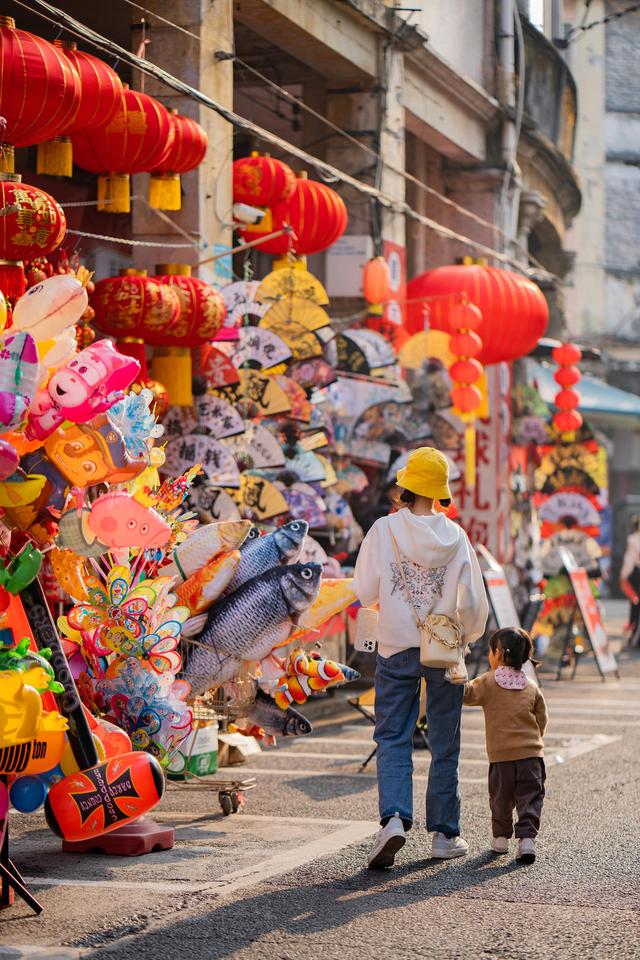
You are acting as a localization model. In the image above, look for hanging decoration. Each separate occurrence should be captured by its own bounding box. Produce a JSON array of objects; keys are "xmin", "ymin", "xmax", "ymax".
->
[
  {"xmin": 149, "ymin": 111, "xmax": 208, "ymax": 211},
  {"xmin": 232, "ymin": 153, "xmax": 296, "ymax": 207},
  {"xmin": 552, "ymin": 342, "xmax": 583, "ymax": 439},
  {"xmin": 448, "ymin": 301, "xmax": 485, "ymax": 488},
  {"xmin": 0, "ymin": 175, "xmax": 66, "ymax": 299},
  {"xmin": 362, "ymin": 256, "xmax": 391, "ymax": 318}
]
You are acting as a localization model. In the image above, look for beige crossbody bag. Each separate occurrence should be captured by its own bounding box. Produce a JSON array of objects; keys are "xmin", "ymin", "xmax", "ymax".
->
[{"xmin": 389, "ymin": 530, "xmax": 462, "ymax": 669}]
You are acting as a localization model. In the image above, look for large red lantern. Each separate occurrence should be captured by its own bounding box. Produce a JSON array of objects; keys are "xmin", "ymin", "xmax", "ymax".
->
[
  {"xmin": 149, "ymin": 112, "xmax": 208, "ymax": 211},
  {"xmin": 0, "ymin": 16, "xmax": 81, "ymax": 172},
  {"xmin": 232, "ymin": 154, "xmax": 295, "ymax": 207},
  {"xmin": 238, "ymin": 176, "xmax": 347, "ymax": 255},
  {"xmin": 406, "ymin": 264, "xmax": 549, "ymax": 365},
  {"xmin": 37, "ymin": 42, "xmax": 123, "ymax": 178},
  {"xmin": 0, "ymin": 174, "xmax": 66, "ymax": 298},
  {"xmin": 72, "ymin": 89, "xmax": 174, "ymax": 213}
]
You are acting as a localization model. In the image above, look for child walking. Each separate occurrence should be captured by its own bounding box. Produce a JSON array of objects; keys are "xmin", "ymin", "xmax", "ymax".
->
[{"xmin": 464, "ymin": 628, "xmax": 548, "ymax": 864}]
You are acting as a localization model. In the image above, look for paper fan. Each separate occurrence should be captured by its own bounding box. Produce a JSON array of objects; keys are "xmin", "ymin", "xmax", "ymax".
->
[
  {"xmin": 300, "ymin": 431, "xmax": 329, "ymax": 452},
  {"xmin": 231, "ymin": 327, "xmax": 292, "ymax": 371},
  {"xmin": 275, "ymin": 481, "xmax": 327, "ymax": 529},
  {"xmin": 284, "ymin": 449, "xmax": 326, "ymax": 483},
  {"xmin": 238, "ymin": 473, "xmax": 289, "ymax": 521},
  {"xmin": 161, "ymin": 405, "xmax": 197, "ymax": 440},
  {"xmin": 259, "ymin": 316, "xmax": 323, "ymax": 361},
  {"xmin": 316, "ymin": 454, "xmax": 337, "ymax": 488},
  {"xmin": 326, "ymin": 333, "xmax": 370, "ymax": 375},
  {"xmin": 298, "ymin": 535, "xmax": 329, "ymax": 566},
  {"xmin": 342, "ymin": 329, "xmax": 396, "ymax": 369},
  {"xmin": 221, "ymin": 280, "xmax": 269, "ymax": 325},
  {"xmin": 199, "ymin": 345, "xmax": 240, "ymax": 388},
  {"xmin": 320, "ymin": 373, "xmax": 409, "ymax": 420},
  {"xmin": 256, "ymin": 267, "xmax": 329, "ymax": 305},
  {"xmin": 163, "ymin": 435, "xmax": 241, "ymax": 488},
  {"xmin": 315, "ymin": 325, "xmax": 335, "ymax": 345},
  {"xmin": 213, "ymin": 371, "xmax": 292, "ymax": 417},
  {"xmin": 288, "ymin": 358, "xmax": 336, "ymax": 390},
  {"xmin": 260, "ymin": 297, "xmax": 331, "ymax": 331},
  {"xmin": 343, "ymin": 435, "xmax": 391, "ymax": 466},
  {"xmin": 398, "ymin": 330, "xmax": 456, "ymax": 370},
  {"xmin": 538, "ymin": 491, "xmax": 600, "ymax": 528},
  {"xmin": 195, "ymin": 395, "xmax": 245, "ymax": 438},
  {"xmin": 187, "ymin": 484, "xmax": 242, "ymax": 522},
  {"xmin": 223, "ymin": 424, "xmax": 285, "ymax": 470},
  {"xmin": 305, "ymin": 403, "xmax": 335, "ymax": 444},
  {"xmin": 335, "ymin": 461, "xmax": 369, "ymax": 494},
  {"xmin": 427, "ymin": 412, "xmax": 463, "ymax": 451},
  {"xmin": 274, "ymin": 375, "xmax": 312, "ymax": 422}
]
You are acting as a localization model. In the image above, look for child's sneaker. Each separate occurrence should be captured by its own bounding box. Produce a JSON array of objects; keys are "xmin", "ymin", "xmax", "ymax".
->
[
  {"xmin": 367, "ymin": 813, "xmax": 406, "ymax": 869},
  {"xmin": 431, "ymin": 832, "xmax": 468, "ymax": 859},
  {"xmin": 491, "ymin": 836, "xmax": 509, "ymax": 854},
  {"xmin": 516, "ymin": 837, "xmax": 536, "ymax": 863}
]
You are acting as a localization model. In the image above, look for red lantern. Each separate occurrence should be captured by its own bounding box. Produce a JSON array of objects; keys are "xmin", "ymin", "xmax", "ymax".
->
[
  {"xmin": 554, "ymin": 365, "xmax": 580, "ymax": 388},
  {"xmin": 450, "ymin": 330, "xmax": 482, "ymax": 358},
  {"xmin": 232, "ymin": 154, "xmax": 295, "ymax": 207},
  {"xmin": 407, "ymin": 264, "xmax": 549, "ymax": 365},
  {"xmin": 36, "ymin": 42, "xmax": 123, "ymax": 178},
  {"xmin": 363, "ymin": 257, "xmax": 391, "ymax": 305},
  {"xmin": 152, "ymin": 272, "xmax": 225, "ymax": 346},
  {"xmin": 449, "ymin": 358, "xmax": 483, "ymax": 385},
  {"xmin": 149, "ymin": 112, "xmax": 208, "ymax": 211},
  {"xmin": 451, "ymin": 384, "xmax": 483, "ymax": 413},
  {"xmin": 553, "ymin": 409, "xmax": 583, "ymax": 433},
  {"xmin": 552, "ymin": 343, "xmax": 582, "ymax": 366},
  {"xmin": 0, "ymin": 174, "xmax": 66, "ymax": 299},
  {"xmin": 238, "ymin": 176, "xmax": 347, "ymax": 255},
  {"xmin": 449, "ymin": 302, "xmax": 483, "ymax": 333},
  {"xmin": 555, "ymin": 388, "xmax": 580, "ymax": 410},
  {"xmin": 72, "ymin": 89, "xmax": 174, "ymax": 213},
  {"xmin": 0, "ymin": 17, "xmax": 81, "ymax": 172}
]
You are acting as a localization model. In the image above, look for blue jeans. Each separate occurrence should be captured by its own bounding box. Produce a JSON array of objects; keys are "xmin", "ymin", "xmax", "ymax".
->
[{"xmin": 374, "ymin": 647, "xmax": 464, "ymax": 836}]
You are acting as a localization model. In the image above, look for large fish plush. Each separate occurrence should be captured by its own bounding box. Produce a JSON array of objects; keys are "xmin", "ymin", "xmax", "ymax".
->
[
  {"xmin": 225, "ymin": 519, "xmax": 308, "ymax": 596},
  {"xmin": 182, "ymin": 562, "xmax": 322, "ymax": 694},
  {"xmin": 162, "ymin": 520, "xmax": 252, "ymax": 582},
  {"xmin": 246, "ymin": 689, "xmax": 312, "ymax": 738}
]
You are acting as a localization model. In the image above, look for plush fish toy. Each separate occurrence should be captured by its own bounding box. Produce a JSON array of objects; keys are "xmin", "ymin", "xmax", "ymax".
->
[
  {"xmin": 182, "ymin": 562, "xmax": 322, "ymax": 694},
  {"xmin": 162, "ymin": 520, "xmax": 252, "ymax": 582},
  {"xmin": 225, "ymin": 519, "xmax": 308, "ymax": 596},
  {"xmin": 175, "ymin": 549, "xmax": 241, "ymax": 615},
  {"xmin": 246, "ymin": 689, "xmax": 313, "ymax": 737}
]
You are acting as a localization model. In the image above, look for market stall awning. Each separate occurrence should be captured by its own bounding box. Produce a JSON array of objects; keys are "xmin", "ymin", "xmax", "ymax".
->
[{"xmin": 526, "ymin": 359, "xmax": 640, "ymax": 430}]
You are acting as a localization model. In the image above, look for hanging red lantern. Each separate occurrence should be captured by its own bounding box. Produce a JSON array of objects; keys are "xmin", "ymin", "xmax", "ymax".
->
[
  {"xmin": 232, "ymin": 154, "xmax": 296, "ymax": 207},
  {"xmin": 449, "ymin": 358, "xmax": 483, "ymax": 384},
  {"xmin": 552, "ymin": 342, "xmax": 582, "ymax": 438},
  {"xmin": 407, "ymin": 264, "xmax": 549, "ymax": 365},
  {"xmin": 0, "ymin": 16, "xmax": 82, "ymax": 173},
  {"xmin": 36, "ymin": 41, "xmax": 123, "ymax": 178},
  {"xmin": 238, "ymin": 175, "xmax": 347, "ymax": 255},
  {"xmin": 0, "ymin": 174, "xmax": 66, "ymax": 299},
  {"xmin": 72, "ymin": 88, "xmax": 174, "ymax": 213},
  {"xmin": 363, "ymin": 257, "xmax": 391, "ymax": 305},
  {"xmin": 149, "ymin": 112, "xmax": 208, "ymax": 211}
]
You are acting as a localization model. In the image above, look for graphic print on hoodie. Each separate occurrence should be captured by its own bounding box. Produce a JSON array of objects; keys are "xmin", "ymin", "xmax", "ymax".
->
[{"xmin": 353, "ymin": 509, "xmax": 489, "ymax": 657}]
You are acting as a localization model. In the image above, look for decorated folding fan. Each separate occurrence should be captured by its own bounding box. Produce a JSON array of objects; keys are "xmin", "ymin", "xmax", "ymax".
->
[
  {"xmin": 231, "ymin": 327, "xmax": 292, "ymax": 371},
  {"xmin": 274, "ymin": 375, "xmax": 312, "ymax": 422},
  {"xmin": 237, "ymin": 473, "xmax": 289, "ymax": 521},
  {"xmin": 259, "ymin": 316, "xmax": 323, "ymax": 361},
  {"xmin": 341, "ymin": 329, "xmax": 396, "ymax": 369},
  {"xmin": 221, "ymin": 280, "xmax": 269, "ymax": 325},
  {"xmin": 161, "ymin": 405, "xmax": 198, "ymax": 441},
  {"xmin": 298, "ymin": 535, "xmax": 329, "ymax": 567},
  {"xmin": 260, "ymin": 297, "xmax": 331, "ymax": 331},
  {"xmin": 288, "ymin": 358, "xmax": 336, "ymax": 390},
  {"xmin": 538, "ymin": 491, "xmax": 600, "ymax": 528},
  {"xmin": 213, "ymin": 370, "xmax": 292, "ymax": 417},
  {"xmin": 316, "ymin": 454, "xmax": 338, "ymax": 488},
  {"xmin": 199, "ymin": 345, "xmax": 241, "ymax": 388},
  {"xmin": 255, "ymin": 267, "xmax": 329, "ymax": 305},
  {"xmin": 223, "ymin": 424, "xmax": 285, "ymax": 470},
  {"xmin": 187, "ymin": 484, "xmax": 242, "ymax": 523},
  {"xmin": 163, "ymin": 435, "xmax": 241, "ymax": 488},
  {"xmin": 194, "ymin": 395, "xmax": 245, "ymax": 439},
  {"xmin": 398, "ymin": 330, "xmax": 456, "ymax": 370},
  {"xmin": 275, "ymin": 481, "xmax": 327, "ymax": 529},
  {"xmin": 320, "ymin": 373, "xmax": 410, "ymax": 420},
  {"xmin": 283, "ymin": 448, "xmax": 326, "ymax": 483},
  {"xmin": 335, "ymin": 460, "xmax": 369, "ymax": 494}
]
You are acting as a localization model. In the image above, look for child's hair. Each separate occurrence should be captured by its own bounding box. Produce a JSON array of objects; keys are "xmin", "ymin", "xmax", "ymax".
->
[
  {"xmin": 490, "ymin": 627, "xmax": 535, "ymax": 671},
  {"xmin": 392, "ymin": 487, "xmax": 452, "ymax": 510}
]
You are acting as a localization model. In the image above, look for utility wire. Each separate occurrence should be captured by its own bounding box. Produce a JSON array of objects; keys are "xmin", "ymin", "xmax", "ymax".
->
[
  {"xmin": 15, "ymin": 0, "xmax": 555, "ymax": 280},
  {"xmin": 565, "ymin": 0, "xmax": 640, "ymax": 44}
]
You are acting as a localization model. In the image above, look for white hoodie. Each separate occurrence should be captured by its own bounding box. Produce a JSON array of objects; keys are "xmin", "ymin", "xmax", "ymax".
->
[{"xmin": 353, "ymin": 510, "xmax": 489, "ymax": 657}]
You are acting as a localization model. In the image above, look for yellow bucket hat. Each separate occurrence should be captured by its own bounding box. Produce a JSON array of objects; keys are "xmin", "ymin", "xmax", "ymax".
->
[{"xmin": 396, "ymin": 447, "xmax": 452, "ymax": 501}]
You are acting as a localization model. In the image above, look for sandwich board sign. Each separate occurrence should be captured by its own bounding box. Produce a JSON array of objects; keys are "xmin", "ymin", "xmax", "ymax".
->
[
  {"xmin": 476, "ymin": 545, "xmax": 537, "ymax": 683},
  {"xmin": 558, "ymin": 547, "xmax": 618, "ymax": 677}
]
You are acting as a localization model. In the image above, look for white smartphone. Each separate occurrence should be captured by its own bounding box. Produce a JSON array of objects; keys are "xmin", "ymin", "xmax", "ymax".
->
[{"xmin": 354, "ymin": 607, "xmax": 378, "ymax": 653}]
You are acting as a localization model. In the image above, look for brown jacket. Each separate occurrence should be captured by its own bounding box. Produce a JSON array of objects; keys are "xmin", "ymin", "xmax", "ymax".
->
[{"xmin": 464, "ymin": 671, "xmax": 548, "ymax": 763}]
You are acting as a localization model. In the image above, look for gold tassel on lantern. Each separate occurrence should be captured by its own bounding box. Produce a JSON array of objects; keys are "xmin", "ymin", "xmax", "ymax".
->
[
  {"xmin": 151, "ymin": 347, "xmax": 192, "ymax": 406},
  {"xmin": 37, "ymin": 137, "xmax": 73, "ymax": 178},
  {"xmin": 463, "ymin": 419, "xmax": 477, "ymax": 490},
  {"xmin": 0, "ymin": 146, "xmax": 15, "ymax": 174},
  {"xmin": 149, "ymin": 173, "xmax": 182, "ymax": 211},
  {"xmin": 98, "ymin": 174, "xmax": 131, "ymax": 213}
]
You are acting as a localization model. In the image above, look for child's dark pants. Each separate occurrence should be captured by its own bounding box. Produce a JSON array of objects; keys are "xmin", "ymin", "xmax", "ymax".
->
[{"xmin": 488, "ymin": 757, "xmax": 546, "ymax": 839}]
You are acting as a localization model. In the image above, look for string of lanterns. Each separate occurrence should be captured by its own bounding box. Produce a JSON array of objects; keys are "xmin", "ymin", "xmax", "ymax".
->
[
  {"xmin": 552, "ymin": 342, "xmax": 583, "ymax": 437},
  {"xmin": 448, "ymin": 302, "xmax": 485, "ymax": 489}
]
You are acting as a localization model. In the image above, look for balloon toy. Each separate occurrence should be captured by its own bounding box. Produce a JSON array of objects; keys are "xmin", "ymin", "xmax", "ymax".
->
[
  {"xmin": 12, "ymin": 274, "xmax": 89, "ymax": 340},
  {"xmin": 0, "ymin": 332, "xmax": 40, "ymax": 430},
  {"xmin": 26, "ymin": 340, "xmax": 140, "ymax": 440}
]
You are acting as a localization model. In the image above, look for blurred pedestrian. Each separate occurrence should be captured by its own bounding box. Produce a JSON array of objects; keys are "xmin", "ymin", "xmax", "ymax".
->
[
  {"xmin": 353, "ymin": 447, "xmax": 488, "ymax": 870},
  {"xmin": 464, "ymin": 628, "xmax": 547, "ymax": 864},
  {"xmin": 620, "ymin": 515, "xmax": 640, "ymax": 642}
]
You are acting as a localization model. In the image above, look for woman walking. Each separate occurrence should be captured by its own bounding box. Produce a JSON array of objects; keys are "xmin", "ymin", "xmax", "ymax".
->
[{"xmin": 353, "ymin": 447, "xmax": 488, "ymax": 869}]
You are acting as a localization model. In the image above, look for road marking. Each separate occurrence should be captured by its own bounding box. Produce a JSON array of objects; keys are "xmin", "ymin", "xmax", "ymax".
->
[
  {"xmin": 260, "ymin": 750, "xmax": 488, "ymax": 764},
  {"xmin": 24, "ymin": 820, "xmax": 380, "ymax": 898},
  {"xmin": 281, "ymin": 732, "xmax": 612, "ymax": 746},
  {"xmin": 0, "ymin": 950, "xmax": 80, "ymax": 959},
  {"xmin": 213, "ymin": 766, "xmax": 486, "ymax": 784}
]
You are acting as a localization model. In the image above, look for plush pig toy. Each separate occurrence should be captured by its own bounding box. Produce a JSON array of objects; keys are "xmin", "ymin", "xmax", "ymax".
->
[{"xmin": 26, "ymin": 340, "xmax": 140, "ymax": 441}]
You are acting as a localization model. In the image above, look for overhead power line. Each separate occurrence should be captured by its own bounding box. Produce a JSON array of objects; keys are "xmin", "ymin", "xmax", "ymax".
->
[{"xmin": 14, "ymin": 0, "xmax": 555, "ymax": 281}]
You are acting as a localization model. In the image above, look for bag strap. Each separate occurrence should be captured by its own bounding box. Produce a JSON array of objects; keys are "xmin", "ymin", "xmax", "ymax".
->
[{"xmin": 389, "ymin": 529, "xmax": 426, "ymax": 630}]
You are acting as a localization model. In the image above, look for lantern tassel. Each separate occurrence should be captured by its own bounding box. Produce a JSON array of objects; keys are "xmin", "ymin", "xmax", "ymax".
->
[
  {"xmin": 464, "ymin": 422, "xmax": 476, "ymax": 490},
  {"xmin": 0, "ymin": 145, "xmax": 15, "ymax": 175},
  {"xmin": 0, "ymin": 261, "xmax": 26, "ymax": 300},
  {"xmin": 149, "ymin": 173, "xmax": 182, "ymax": 211},
  {"xmin": 151, "ymin": 346, "xmax": 192, "ymax": 406},
  {"xmin": 98, "ymin": 174, "xmax": 131, "ymax": 213},
  {"xmin": 36, "ymin": 138, "xmax": 73, "ymax": 178}
]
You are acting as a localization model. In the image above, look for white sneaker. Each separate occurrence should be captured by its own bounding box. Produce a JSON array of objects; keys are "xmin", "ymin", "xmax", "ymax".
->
[
  {"xmin": 491, "ymin": 836, "xmax": 509, "ymax": 854},
  {"xmin": 516, "ymin": 837, "xmax": 536, "ymax": 864},
  {"xmin": 367, "ymin": 814, "xmax": 406, "ymax": 870},
  {"xmin": 431, "ymin": 832, "xmax": 468, "ymax": 859}
]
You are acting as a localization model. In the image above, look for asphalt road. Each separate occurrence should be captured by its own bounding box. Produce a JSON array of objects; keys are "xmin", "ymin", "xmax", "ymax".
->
[{"xmin": 2, "ymin": 606, "xmax": 639, "ymax": 960}]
